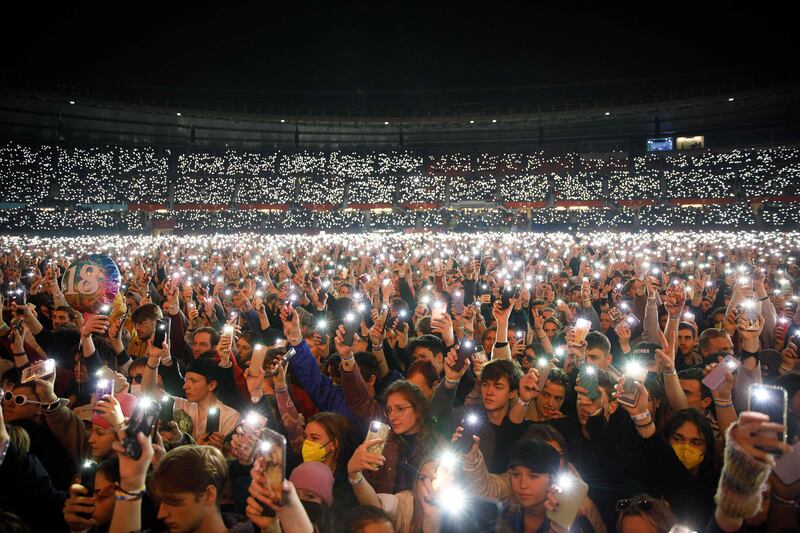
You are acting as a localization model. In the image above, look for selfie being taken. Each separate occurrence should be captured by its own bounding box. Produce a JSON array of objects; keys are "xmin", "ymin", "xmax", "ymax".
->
[{"xmin": 0, "ymin": 3, "xmax": 799, "ymax": 533}]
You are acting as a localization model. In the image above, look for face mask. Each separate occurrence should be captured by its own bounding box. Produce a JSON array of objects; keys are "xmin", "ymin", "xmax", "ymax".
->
[
  {"xmin": 301, "ymin": 500, "xmax": 323, "ymax": 523},
  {"xmin": 129, "ymin": 383, "xmax": 142, "ymax": 397},
  {"xmin": 302, "ymin": 439, "xmax": 329, "ymax": 463},
  {"xmin": 672, "ymin": 442, "xmax": 704, "ymax": 470}
]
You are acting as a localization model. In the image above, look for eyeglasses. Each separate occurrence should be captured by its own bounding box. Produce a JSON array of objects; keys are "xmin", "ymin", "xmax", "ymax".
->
[
  {"xmin": 3, "ymin": 390, "xmax": 47, "ymax": 407},
  {"xmin": 384, "ymin": 404, "xmax": 413, "ymax": 417},
  {"xmin": 615, "ymin": 497, "xmax": 654, "ymax": 513}
]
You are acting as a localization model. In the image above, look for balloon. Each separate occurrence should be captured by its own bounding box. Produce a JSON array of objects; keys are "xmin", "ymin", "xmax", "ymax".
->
[{"xmin": 60, "ymin": 254, "xmax": 121, "ymax": 314}]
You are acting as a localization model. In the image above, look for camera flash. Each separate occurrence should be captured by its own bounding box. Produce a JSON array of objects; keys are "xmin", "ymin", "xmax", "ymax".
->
[
  {"xmin": 466, "ymin": 413, "xmax": 479, "ymax": 425},
  {"xmin": 538, "ymin": 357, "xmax": 549, "ymax": 368},
  {"xmin": 259, "ymin": 441, "xmax": 272, "ymax": 452},
  {"xmin": 245, "ymin": 411, "xmax": 261, "ymax": 426},
  {"xmin": 556, "ymin": 473, "xmax": 573, "ymax": 491}
]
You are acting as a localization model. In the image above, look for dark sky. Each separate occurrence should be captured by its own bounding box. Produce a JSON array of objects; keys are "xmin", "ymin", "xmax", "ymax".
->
[{"xmin": 2, "ymin": 2, "xmax": 794, "ymax": 95}]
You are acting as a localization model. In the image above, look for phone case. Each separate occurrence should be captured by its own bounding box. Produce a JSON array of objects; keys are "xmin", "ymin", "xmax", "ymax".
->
[
  {"xmin": 454, "ymin": 342, "xmax": 472, "ymax": 372},
  {"xmin": 536, "ymin": 360, "xmax": 552, "ymax": 392},
  {"xmin": 153, "ymin": 317, "xmax": 171, "ymax": 347},
  {"xmin": 234, "ymin": 413, "xmax": 267, "ymax": 464},
  {"xmin": 617, "ymin": 375, "xmax": 640, "ymax": 408},
  {"xmin": 260, "ymin": 427, "xmax": 287, "ymax": 514},
  {"xmin": 158, "ymin": 395, "xmax": 175, "ymax": 425},
  {"xmin": 455, "ymin": 413, "xmax": 481, "ymax": 452},
  {"xmin": 78, "ymin": 459, "xmax": 97, "ymax": 518},
  {"xmin": 748, "ymin": 384, "xmax": 788, "ymax": 451},
  {"xmin": 21, "ymin": 359, "xmax": 56, "ymax": 384},
  {"xmin": 122, "ymin": 399, "xmax": 158, "ymax": 459},
  {"xmin": 365, "ymin": 421, "xmax": 391, "ymax": 455},
  {"xmin": 701, "ymin": 355, "xmax": 738, "ymax": 391},
  {"xmin": 250, "ymin": 344, "xmax": 267, "ymax": 373},
  {"xmin": 547, "ymin": 472, "xmax": 589, "ymax": 530},
  {"xmin": 578, "ymin": 364, "xmax": 600, "ymax": 401},
  {"xmin": 94, "ymin": 379, "xmax": 115, "ymax": 414}
]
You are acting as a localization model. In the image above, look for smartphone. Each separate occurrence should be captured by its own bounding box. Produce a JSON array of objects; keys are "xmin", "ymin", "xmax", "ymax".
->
[
  {"xmin": 431, "ymin": 301, "xmax": 447, "ymax": 321},
  {"xmin": 617, "ymin": 375, "xmax": 640, "ymax": 408},
  {"xmin": 21, "ymin": 359, "xmax": 56, "ymax": 384},
  {"xmin": 96, "ymin": 303, "xmax": 113, "ymax": 317},
  {"xmin": 250, "ymin": 344, "xmax": 267, "ymax": 373},
  {"xmin": 206, "ymin": 406, "xmax": 221, "ymax": 435},
  {"xmin": 608, "ymin": 307, "xmax": 622, "ymax": 327},
  {"xmin": 454, "ymin": 341, "xmax": 473, "ymax": 373},
  {"xmin": 77, "ymin": 459, "xmax": 97, "ymax": 519},
  {"xmin": 455, "ymin": 413, "xmax": 481, "ymax": 453},
  {"xmin": 121, "ymin": 397, "xmax": 159, "ymax": 460},
  {"xmin": 472, "ymin": 346, "xmax": 488, "ymax": 379},
  {"xmin": 547, "ymin": 472, "xmax": 589, "ymax": 530},
  {"xmin": 153, "ymin": 317, "xmax": 171, "ymax": 348},
  {"xmin": 748, "ymin": 384, "xmax": 788, "ymax": 454},
  {"xmin": 536, "ymin": 358, "xmax": 552, "ymax": 392},
  {"xmin": 234, "ymin": 412, "xmax": 268, "ymax": 464},
  {"xmin": 259, "ymin": 427, "xmax": 287, "ymax": 516},
  {"xmin": 701, "ymin": 355, "xmax": 739, "ymax": 391},
  {"xmin": 452, "ymin": 290, "xmax": 465, "ymax": 315},
  {"xmin": 439, "ymin": 496, "xmax": 501, "ymax": 533},
  {"xmin": 344, "ymin": 312, "xmax": 368, "ymax": 346},
  {"xmin": 624, "ymin": 313, "xmax": 641, "ymax": 329},
  {"xmin": 500, "ymin": 285, "xmax": 521, "ymax": 309},
  {"xmin": 158, "ymin": 395, "xmax": 175, "ymax": 426},
  {"xmin": 365, "ymin": 420, "xmax": 391, "ymax": 456},
  {"xmin": 283, "ymin": 301, "xmax": 294, "ymax": 321},
  {"xmin": 269, "ymin": 347, "xmax": 297, "ymax": 377},
  {"xmin": 94, "ymin": 379, "xmax": 114, "ymax": 414},
  {"xmin": 578, "ymin": 364, "xmax": 600, "ymax": 401}
]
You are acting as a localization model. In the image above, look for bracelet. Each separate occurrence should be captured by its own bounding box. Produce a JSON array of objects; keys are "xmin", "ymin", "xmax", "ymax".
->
[
  {"xmin": 12, "ymin": 352, "xmax": 26, "ymax": 357},
  {"xmin": 146, "ymin": 362, "xmax": 159, "ymax": 370},
  {"xmin": 371, "ymin": 344, "xmax": 384, "ymax": 351},
  {"xmin": 662, "ymin": 369, "xmax": 676, "ymax": 376},
  {"xmin": 348, "ymin": 473, "xmax": 364, "ymax": 485},
  {"xmin": 714, "ymin": 401, "xmax": 733, "ymax": 409},
  {"xmin": 771, "ymin": 493, "xmax": 798, "ymax": 507},
  {"xmin": 516, "ymin": 397, "xmax": 532, "ymax": 408},
  {"xmin": 444, "ymin": 377, "xmax": 460, "ymax": 386},
  {"xmin": 759, "ymin": 296, "xmax": 769, "ymax": 302},
  {"xmin": 630, "ymin": 411, "xmax": 651, "ymax": 421},
  {"xmin": 713, "ymin": 396, "xmax": 732, "ymax": 403},
  {"xmin": 114, "ymin": 483, "xmax": 146, "ymax": 501},
  {"xmin": 635, "ymin": 421, "xmax": 655, "ymax": 428}
]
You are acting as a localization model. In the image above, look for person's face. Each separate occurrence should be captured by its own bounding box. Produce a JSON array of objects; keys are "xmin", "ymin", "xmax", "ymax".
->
[
  {"xmin": 568, "ymin": 289, "xmax": 581, "ymax": 303},
  {"xmin": 599, "ymin": 312, "xmax": 611, "ymax": 332},
  {"xmin": 702, "ymin": 335, "xmax": 734, "ymax": 357},
  {"xmin": 51, "ymin": 310, "xmax": 72, "ymax": 329},
  {"xmin": 182, "ymin": 372, "xmax": 214, "ymax": 402},
  {"xmin": 406, "ymin": 372, "xmax": 434, "ymax": 401},
  {"xmin": 92, "ymin": 471, "xmax": 116, "ymax": 527},
  {"xmin": 303, "ymin": 420, "xmax": 336, "ymax": 458},
  {"xmin": 88, "ymin": 424, "xmax": 117, "ymax": 459},
  {"xmin": 700, "ymin": 299, "xmax": 712, "ymax": 312},
  {"xmin": 1, "ymin": 385, "xmax": 41, "ymax": 422},
  {"xmin": 658, "ymin": 313, "xmax": 668, "ymax": 329},
  {"xmin": 481, "ymin": 376, "xmax": 515, "ymax": 412},
  {"xmin": 385, "ymin": 392, "xmax": 419, "ymax": 435},
  {"xmin": 508, "ymin": 466, "xmax": 551, "ymax": 509},
  {"xmin": 620, "ymin": 515, "xmax": 659, "ymax": 533},
  {"xmin": 677, "ymin": 329, "xmax": 696, "ymax": 354},
  {"xmin": 125, "ymin": 296, "xmax": 139, "ymax": 312},
  {"xmin": 232, "ymin": 291, "xmax": 248, "ymax": 309},
  {"xmin": 157, "ymin": 490, "xmax": 213, "ymax": 533},
  {"xmin": 679, "ymin": 379, "xmax": 710, "ymax": 411},
  {"xmin": 191, "ymin": 332, "xmax": 213, "ymax": 359},
  {"xmin": 414, "ymin": 461, "xmax": 438, "ymax": 511},
  {"xmin": 236, "ymin": 338, "xmax": 253, "ymax": 363},
  {"xmin": 135, "ymin": 318, "xmax": 156, "ymax": 341},
  {"xmin": 669, "ymin": 420, "xmax": 707, "ymax": 456},
  {"xmin": 482, "ymin": 330, "xmax": 496, "ymax": 353},
  {"xmin": 537, "ymin": 382, "xmax": 566, "ymax": 419},
  {"xmin": 412, "ymin": 347, "xmax": 443, "ymax": 374},
  {"xmin": 543, "ymin": 321, "xmax": 558, "ymax": 339},
  {"xmin": 585, "ymin": 348, "xmax": 611, "ymax": 369},
  {"xmin": 338, "ymin": 285, "xmax": 351, "ymax": 299}
]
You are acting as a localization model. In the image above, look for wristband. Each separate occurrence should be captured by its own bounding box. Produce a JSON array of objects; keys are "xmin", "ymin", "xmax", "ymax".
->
[
  {"xmin": 114, "ymin": 483, "xmax": 146, "ymax": 501},
  {"xmin": 631, "ymin": 410, "xmax": 651, "ymax": 422},
  {"xmin": 771, "ymin": 493, "xmax": 799, "ymax": 508},
  {"xmin": 444, "ymin": 377, "xmax": 460, "ymax": 386},
  {"xmin": 635, "ymin": 421, "xmax": 655, "ymax": 428},
  {"xmin": 662, "ymin": 369, "xmax": 676, "ymax": 376},
  {"xmin": 146, "ymin": 362, "xmax": 159, "ymax": 370},
  {"xmin": 12, "ymin": 352, "xmax": 26, "ymax": 357},
  {"xmin": 348, "ymin": 473, "xmax": 364, "ymax": 485},
  {"xmin": 516, "ymin": 397, "xmax": 532, "ymax": 408},
  {"xmin": 371, "ymin": 344, "xmax": 384, "ymax": 351},
  {"xmin": 759, "ymin": 296, "xmax": 769, "ymax": 302}
]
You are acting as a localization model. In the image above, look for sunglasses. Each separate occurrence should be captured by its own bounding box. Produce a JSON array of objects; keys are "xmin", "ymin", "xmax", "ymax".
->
[
  {"xmin": 615, "ymin": 497, "xmax": 654, "ymax": 513},
  {"xmin": 130, "ymin": 374, "xmax": 144, "ymax": 384},
  {"xmin": 3, "ymin": 390, "xmax": 47, "ymax": 407}
]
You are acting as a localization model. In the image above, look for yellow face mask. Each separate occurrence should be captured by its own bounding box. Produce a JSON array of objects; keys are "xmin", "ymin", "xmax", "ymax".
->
[
  {"xmin": 302, "ymin": 439, "xmax": 329, "ymax": 463},
  {"xmin": 672, "ymin": 442, "xmax": 704, "ymax": 470}
]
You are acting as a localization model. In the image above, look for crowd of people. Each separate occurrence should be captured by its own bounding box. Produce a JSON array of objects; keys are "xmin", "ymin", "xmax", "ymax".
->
[{"xmin": 0, "ymin": 229, "xmax": 798, "ymax": 532}]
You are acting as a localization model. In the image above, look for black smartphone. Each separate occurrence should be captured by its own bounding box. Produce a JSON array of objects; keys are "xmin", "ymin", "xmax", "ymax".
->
[
  {"xmin": 206, "ymin": 406, "xmax": 221, "ymax": 435},
  {"xmin": 748, "ymin": 384, "xmax": 788, "ymax": 454},
  {"xmin": 260, "ymin": 427, "xmax": 287, "ymax": 517},
  {"xmin": 454, "ymin": 341, "xmax": 473, "ymax": 373},
  {"xmin": 500, "ymin": 285, "xmax": 521, "ymax": 309},
  {"xmin": 158, "ymin": 395, "xmax": 175, "ymax": 426},
  {"xmin": 153, "ymin": 317, "xmax": 171, "ymax": 348},
  {"xmin": 121, "ymin": 398, "xmax": 159, "ymax": 460},
  {"xmin": 269, "ymin": 347, "xmax": 298, "ymax": 377},
  {"xmin": 78, "ymin": 459, "xmax": 97, "ymax": 519},
  {"xmin": 455, "ymin": 412, "xmax": 481, "ymax": 453},
  {"xmin": 343, "ymin": 312, "xmax": 362, "ymax": 345}
]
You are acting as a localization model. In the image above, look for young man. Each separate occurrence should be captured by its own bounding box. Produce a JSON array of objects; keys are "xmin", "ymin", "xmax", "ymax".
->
[
  {"xmin": 524, "ymin": 367, "xmax": 570, "ymax": 422},
  {"xmin": 432, "ymin": 355, "xmax": 527, "ymax": 473}
]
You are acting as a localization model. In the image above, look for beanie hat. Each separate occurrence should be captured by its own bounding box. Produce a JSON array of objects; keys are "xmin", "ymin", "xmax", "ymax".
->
[
  {"xmin": 507, "ymin": 439, "xmax": 561, "ymax": 477},
  {"xmin": 186, "ymin": 359, "xmax": 221, "ymax": 385},
  {"xmin": 289, "ymin": 462, "xmax": 334, "ymax": 507},
  {"xmin": 91, "ymin": 392, "xmax": 137, "ymax": 430}
]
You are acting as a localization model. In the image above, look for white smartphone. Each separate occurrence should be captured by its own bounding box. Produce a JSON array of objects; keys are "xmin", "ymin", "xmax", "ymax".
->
[
  {"xmin": 547, "ymin": 472, "xmax": 589, "ymax": 530},
  {"xmin": 701, "ymin": 355, "xmax": 738, "ymax": 391},
  {"xmin": 250, "ymin": 344, "xmax": 267, "ymax": 373}
]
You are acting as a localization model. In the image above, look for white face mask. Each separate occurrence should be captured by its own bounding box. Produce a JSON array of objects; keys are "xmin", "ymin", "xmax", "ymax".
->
[{"xmin": 129, "ymin": 383, "xmax": 143, "ymax": 397}]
